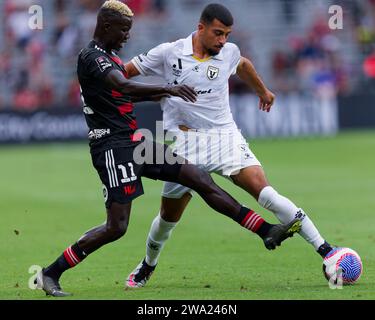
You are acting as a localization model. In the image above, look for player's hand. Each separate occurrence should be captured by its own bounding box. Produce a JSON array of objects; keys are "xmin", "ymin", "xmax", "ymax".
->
[
  {"xmin": 166, "ymin": 84, "xmax": 197, "ymax": 102},
  {"xmin": 258, "ymin": 89, "xmax": 275, "ymax": 112}
]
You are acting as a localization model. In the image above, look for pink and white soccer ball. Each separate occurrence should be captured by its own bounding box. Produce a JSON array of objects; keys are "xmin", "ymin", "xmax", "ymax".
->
[{"xmin": 323, "ymin": 247, "xmax": 363, "ymax": 285}]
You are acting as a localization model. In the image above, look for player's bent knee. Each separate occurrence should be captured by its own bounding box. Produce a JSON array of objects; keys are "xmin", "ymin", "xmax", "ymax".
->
[
  {"xmin": 105, "ymin": 202, "xmax": 131, "ymax": 241},
  {"xmin": 179, "ymin": 164, "xmax": 217, "ymax": 194},
  {"xmin": 190, "ymin": 167, "xmax": 215, "ymax": 193}
]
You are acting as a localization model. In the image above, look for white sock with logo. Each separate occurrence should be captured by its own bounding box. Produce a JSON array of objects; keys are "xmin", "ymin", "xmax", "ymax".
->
[
  {"xmin": 145, "ymin": 213, "xmax": 178, "ymax": 267},
  {"xmin": 258, "ymin": 186, "xmax": 325, "ymax": 250}
]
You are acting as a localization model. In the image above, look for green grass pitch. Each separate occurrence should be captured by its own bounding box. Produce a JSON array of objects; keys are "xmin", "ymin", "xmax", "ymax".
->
[{"xmin": 0, "ymin": 130, "xmax": 374, "ymax": 300}]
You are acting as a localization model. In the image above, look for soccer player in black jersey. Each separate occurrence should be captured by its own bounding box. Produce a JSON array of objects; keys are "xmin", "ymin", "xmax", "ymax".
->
[{"xmin": 35, "ymin": 0, "xmax": 301, "ymax": 297}]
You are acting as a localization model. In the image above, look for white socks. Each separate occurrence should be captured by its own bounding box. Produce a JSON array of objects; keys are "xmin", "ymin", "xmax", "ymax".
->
[
  {"xmin": 258, "ymin": 186, "xmax": 325, "ymax": 250},
  {"xmin": 145, "ymin": 213, "xmax": 178, "ymax": 267},
  {"xmin": 144, "ymin": 187, "xmax": 325, "ymax": 265}
]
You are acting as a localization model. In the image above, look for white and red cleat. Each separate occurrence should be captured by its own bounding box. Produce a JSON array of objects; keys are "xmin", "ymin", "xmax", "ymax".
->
[{"xmin": 126, "ymin": 259, "xmax": 156, "ymax": 288}]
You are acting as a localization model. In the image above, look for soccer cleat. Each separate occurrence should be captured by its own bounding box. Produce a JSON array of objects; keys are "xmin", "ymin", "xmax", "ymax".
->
[
  {"xmin": 34, "ymin": 268, "xmax": 72, "ymax": 297},
  {"xmin": 262, "ymin": 218, "xmax": 302, "ymax": 250},
  {"xmin": 126, "ymin": 259, "xmax": 156, "ymax": 288}
]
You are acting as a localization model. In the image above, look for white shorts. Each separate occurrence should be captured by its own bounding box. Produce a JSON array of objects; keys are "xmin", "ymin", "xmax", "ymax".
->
[{"xmin": 162, "ymin": 128, "xmax": 261, "ymax": 199}]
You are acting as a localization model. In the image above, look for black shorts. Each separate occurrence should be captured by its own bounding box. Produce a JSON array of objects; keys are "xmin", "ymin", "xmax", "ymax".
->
[{"xmin": 91, "ymin": 140, "xmax": 184, "ymax": 208}]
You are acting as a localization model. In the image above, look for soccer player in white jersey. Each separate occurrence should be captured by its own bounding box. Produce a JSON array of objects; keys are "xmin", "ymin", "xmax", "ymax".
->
[{"xmin": 124, "ymin": 3, "xmax": 334, "ymax": 288}]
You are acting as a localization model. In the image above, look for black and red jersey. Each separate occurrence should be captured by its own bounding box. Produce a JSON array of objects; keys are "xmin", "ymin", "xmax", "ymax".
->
[{"xmin": 77, "ymin": 40, "xmax": 139, "ymax": 154}]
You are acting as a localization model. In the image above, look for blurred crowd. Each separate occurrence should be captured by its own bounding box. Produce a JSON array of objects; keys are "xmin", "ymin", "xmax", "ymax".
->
[
  {"xmin": 0, "ymin": 0, "xmax": 374, "ymax": 111},
  {"xmin": 249, "ymin": 15, "xmax": 350, "ymax": 99},
  {"xmin": 0, "ymin": 0, "xmax": 167, "ymax": 110},
  {"xmin": 231, "ymin": 0, "xmax": 375, "ymax": 98}
]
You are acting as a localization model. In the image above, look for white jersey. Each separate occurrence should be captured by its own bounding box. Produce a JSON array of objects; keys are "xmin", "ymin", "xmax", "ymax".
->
[{"xmin": 131, "ymin": 33, "xmax": 241, "ymax": 131}]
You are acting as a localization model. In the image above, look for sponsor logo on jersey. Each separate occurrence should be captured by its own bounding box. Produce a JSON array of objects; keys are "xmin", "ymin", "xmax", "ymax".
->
[
  {"xmin": 172, "ymin": 68, "xmax": 182, "ymax": 77},
  {"xmin": 88, "ymin": 129, "xmax": 111, "ymax": 140},
  {"xmin": 207, "ymin": 65, "xmax": 219, "ymax": 80},
  {"xmin": 95, "ymin": 56, "xmax": 112, "ymax": 72},
  {"xmin": 196, "ymin": 89, "xmax": 212, "ymax": 95}
]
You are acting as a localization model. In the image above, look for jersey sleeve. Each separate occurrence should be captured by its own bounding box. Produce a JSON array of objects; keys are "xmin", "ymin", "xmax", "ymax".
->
[
  {"xmin": 131, "ymin": 42, "xmax": 171, "ymax": 77},
  {"xmin": 229, "ymin": 43, "xmax": 241, "ymax": 75},
  {"xmin": 82, "ymin": 49, "xmax": 116, "ymax": 80}
]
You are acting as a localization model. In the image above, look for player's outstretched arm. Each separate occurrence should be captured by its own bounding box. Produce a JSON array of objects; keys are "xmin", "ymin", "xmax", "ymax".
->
[
  {"xmin": 123, "ymin": 61, "xmax": 141, "ymax": 78},
  {"xmin": 123, "ymin": 62, "xmax": 170, "ymax": 103},
  {"xmin": 104, "ymin": 69, "xmax": 197, "ymax": 102},
  {"xmin": 236, "ymin": 56, "xmax": 275, "ymax": 112},
  {"xmin": 131, "ymin": 94, "xmax": 170, "ymax": 103}
]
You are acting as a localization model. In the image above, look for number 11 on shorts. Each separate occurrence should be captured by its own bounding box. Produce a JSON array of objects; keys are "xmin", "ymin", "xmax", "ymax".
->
[{"xmin": 118, "ymin": 163, "xmax": 137, "ymax": 183}]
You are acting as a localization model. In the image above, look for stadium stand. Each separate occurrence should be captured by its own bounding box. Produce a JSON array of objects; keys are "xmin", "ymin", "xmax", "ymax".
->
[{"xmin": 0, "ymin": 0, "xmax": 374, "ymax": 110}]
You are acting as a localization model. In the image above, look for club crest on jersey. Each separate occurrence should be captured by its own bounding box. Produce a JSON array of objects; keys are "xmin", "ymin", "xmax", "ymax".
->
[{"xmin": 207, "ymin": 66, "xmax": 219, "ymax": 80}]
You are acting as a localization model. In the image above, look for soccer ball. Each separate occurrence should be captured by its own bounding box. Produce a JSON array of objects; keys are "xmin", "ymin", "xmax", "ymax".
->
[{"xmin": 323, "ymin": 247, "xmax": 363, "ymax": 285}]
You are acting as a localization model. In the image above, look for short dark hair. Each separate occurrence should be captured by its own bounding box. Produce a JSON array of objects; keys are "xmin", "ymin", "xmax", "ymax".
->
[{"xmin": 200, "ymin": 3, "xmax": 233, "ymax": 26}]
